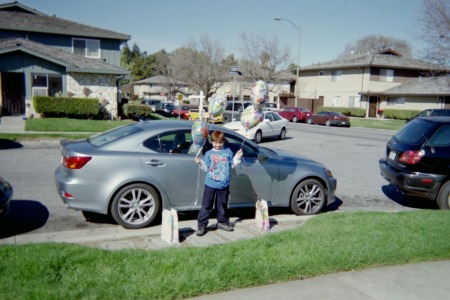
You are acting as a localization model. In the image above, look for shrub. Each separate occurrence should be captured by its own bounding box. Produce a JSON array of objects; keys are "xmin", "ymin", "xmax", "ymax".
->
[
  {"xmin": 33, "ymin": 96, "xmax": 99, "ymax": 119},
  {"xmin": 123, "ymin": 103, "xmax": 152, "ymax": 119},
  {"xmin": 317, "ymin": 106, "xmax": 366, "ymax": 117},
  {"xmin": 383, "ymin": 109, "xmax": 421, "ymax": 120}
]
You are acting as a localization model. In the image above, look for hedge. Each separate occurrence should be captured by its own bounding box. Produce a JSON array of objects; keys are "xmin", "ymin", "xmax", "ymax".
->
[
  {"xmin": 382, "ymin": 108, "xmax": 421, "ymax": 120},
  {"xmin": 123, "ymin": 102, "xmax": 152, "ymax": 118},
  {"xmin": 33, "ymin": 96, "xmax": 99, "ymax": 118}
]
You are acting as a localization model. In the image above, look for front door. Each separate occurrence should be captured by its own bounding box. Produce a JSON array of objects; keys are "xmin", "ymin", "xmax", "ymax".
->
[
  {"xmin": 369, "ymin": 96, "xmax": 377, "ymax": 118},
  {"xmin": 1, "ymin": 72, "xmax": 25, "ymax": 116}
]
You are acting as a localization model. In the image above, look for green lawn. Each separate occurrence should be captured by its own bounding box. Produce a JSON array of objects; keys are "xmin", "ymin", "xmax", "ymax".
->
[
  {"xmin": 0, "ymin": 116, "xmax": 406, "ymax": 142},
  {"xmin": 1, "ymin": 211, "xmax": 449, "ymax": 299}
]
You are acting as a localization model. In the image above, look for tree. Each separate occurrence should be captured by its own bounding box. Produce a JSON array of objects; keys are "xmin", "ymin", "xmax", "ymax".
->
[
  {"xmin": 338, "ymin": 35, "xmax": 413, "ymax": 58},
  {"xmin": 238, "ymin": 32, "xmax": 291, "ymax": 84},
  {"xmin": 417, "ymin": 0, "xmax": 450, "ymax": 66},
  {"xmin": 169, "ymin": 35, "xmax": 230, "ymax": 97},
  {"xmin": 120, "ymin": 43, "xmax": 155, "ymax": 81}
]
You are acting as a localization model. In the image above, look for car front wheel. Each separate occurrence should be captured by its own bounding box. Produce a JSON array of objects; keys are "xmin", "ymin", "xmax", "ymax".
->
[
  {"xmin": 325, "ymin": 120, "xmax": 331, "ymax": 126},
  {"xmin": 307, "ymin": 118, "xmax": 313, "ymax": 124},
  {"xmin": 292, "ymin": 116, "xmax": 298, "ymax": 123},
  {"xmin": 290, "ymin": 179, "xmax": 326, "ymax": 215},
  {"xmin": 111, "ymin": 183, "xmax": 160, "ymax": 229},
  {"xmin": 436, "ymin": 181, "xmax": 450, "ymax": 210},
  {"xmin": 254, "ymin": 130, "xmax": 263, "ymax": 144}
]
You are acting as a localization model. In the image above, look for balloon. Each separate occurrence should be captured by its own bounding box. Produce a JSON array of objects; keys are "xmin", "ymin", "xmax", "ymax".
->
[
  {"xmin": 191, "ymin": 120, "xmax": 208, "ymax": 147},
  {"xmin": 250, "ymin": 80, "xmax": 269, "ymax": 108},
  {"xmin": 208, "ymin": 93, "xmax": 226, "ymax": 117},
  {"xmin": 240, "ymin": 106, "xmax": 263, "ymax": 131}
]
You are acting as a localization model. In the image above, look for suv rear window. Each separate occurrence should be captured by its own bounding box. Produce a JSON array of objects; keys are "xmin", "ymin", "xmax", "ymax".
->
[{"xmin": 394, "ymin": 119, "xmax": 436, "ymax": 145}]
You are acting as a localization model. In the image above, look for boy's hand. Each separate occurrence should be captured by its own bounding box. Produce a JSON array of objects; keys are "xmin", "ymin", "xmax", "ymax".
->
[
  {"xmin": 194, "ymin": 157, "xmax": 201, "ymax": 164},
  {"xmin": 236, "ymin": 149, "xmax": 243, "ymax": 158}
]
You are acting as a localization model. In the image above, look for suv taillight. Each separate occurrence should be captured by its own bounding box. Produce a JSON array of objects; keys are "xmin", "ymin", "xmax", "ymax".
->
[
  {"xmin": 63, "ymin": 156, "xmax": 92, "ymax": 169},
  {"xmin": 399, "ymin": 150, "xmax": 424, "ymax": 165}
]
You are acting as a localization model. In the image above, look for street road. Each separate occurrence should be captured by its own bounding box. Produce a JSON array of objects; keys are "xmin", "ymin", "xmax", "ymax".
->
[{"xmin": 0, "ymin": 123, "xmax": 435, "ymax": 237}]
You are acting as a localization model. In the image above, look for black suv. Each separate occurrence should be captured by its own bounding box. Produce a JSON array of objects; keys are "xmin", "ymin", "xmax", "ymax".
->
[{"xmin": 379, "ymin": 117, "xmax": 450, "ymax": 209}]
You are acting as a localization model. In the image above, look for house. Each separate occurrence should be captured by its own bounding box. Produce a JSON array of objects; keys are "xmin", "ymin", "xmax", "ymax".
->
[
  {"xmin": 132, "ymin": 75, "xmax": 191, "ymax": 100},
  {"xmin": 299, "ymin": 49, "xmax": 449, "ymax": 117},
  {"xmin": 0, "ymin": 1, "xmax": 130, "ymax": 119}
]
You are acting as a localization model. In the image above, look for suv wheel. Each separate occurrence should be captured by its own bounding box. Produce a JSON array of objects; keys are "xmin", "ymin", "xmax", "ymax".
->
[{"xmin": 436, "ymin": 181, "xmax": 450, "ymax": 210}]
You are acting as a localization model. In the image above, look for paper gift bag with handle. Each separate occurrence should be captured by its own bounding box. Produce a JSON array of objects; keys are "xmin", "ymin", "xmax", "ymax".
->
[
  {"xmin": 161, "ymin": 208, "xmax": 179, "ymax": 244},
  {"xmin": 255, "ymin": 199, "xmax": 270, "ymax": 231}
]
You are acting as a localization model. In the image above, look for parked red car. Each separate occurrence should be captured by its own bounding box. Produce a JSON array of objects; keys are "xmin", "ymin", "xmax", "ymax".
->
[
  {"xmin": 173, "ymin": 105, "xmax": 190, "ymax": 120},
  {"xmin": 307, "ymin": 111, "xmax": 350, "ymax": 127},
  {"xmin": 278, "ymin": 107, "xmax": 314, "ymax": 123}
]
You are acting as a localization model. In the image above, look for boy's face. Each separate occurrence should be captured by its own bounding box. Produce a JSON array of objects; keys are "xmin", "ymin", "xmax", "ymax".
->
[{"xmin": 212, "ymin": 140, "xmax": 224, "ymax": 150}]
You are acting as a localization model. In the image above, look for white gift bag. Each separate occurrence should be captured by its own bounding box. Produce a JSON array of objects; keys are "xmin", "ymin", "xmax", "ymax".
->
[
  {"xmin": 255, "ymin": 199, "xmax": 270, "ymax": 231},
  {"xmin": 161, "ymin": 208, "xmax": 179, "ymax": 244}
]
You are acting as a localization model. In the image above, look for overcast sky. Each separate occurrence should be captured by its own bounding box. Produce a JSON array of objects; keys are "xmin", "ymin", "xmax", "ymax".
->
[{"xmin": 19, "ymin": 0, "xmax": 425, "ymax": 66}]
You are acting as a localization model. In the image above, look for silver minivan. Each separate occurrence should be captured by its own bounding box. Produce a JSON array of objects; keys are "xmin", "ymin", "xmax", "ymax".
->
[{"xmin": 222, "ymin": 101, "xmax": 252, "ymax": 123}]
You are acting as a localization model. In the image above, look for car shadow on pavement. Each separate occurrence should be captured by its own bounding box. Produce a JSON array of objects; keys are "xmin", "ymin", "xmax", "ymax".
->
[
  {"xmin": 0, "ymin": 200, "xmax": 49, "ymax": 239},
  {"xmin": 0, "ymin": 139, "xmax": 23, "ymax": 150},
  {"xmin": 381, "ymin": 185, "xmax": 438, "ymax": 209}
]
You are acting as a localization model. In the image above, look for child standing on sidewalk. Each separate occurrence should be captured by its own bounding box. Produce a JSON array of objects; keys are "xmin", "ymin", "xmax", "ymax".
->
[{"xmin": 194, "ymin": 130, "xmax": 243, "ymax": 236}]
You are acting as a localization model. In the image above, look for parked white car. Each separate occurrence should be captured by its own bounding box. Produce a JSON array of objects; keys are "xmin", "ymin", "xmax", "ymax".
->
[{"xmin": 223, "ymin": 111, "xmax": 288, "ymax": 143}]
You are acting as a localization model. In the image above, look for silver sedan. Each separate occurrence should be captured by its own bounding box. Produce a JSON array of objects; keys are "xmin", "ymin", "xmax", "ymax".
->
[{"xmin": 55, "ymin": 120, "xmax": 336, "ymax": 229}]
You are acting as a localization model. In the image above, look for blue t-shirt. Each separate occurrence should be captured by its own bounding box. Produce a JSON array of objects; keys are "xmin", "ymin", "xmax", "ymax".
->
[{"xmin": 202, "ymin": 148, "xmax": 235, "ymax": 189}]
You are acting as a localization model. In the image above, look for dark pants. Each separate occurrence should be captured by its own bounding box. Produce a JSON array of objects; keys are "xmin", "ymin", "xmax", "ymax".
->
[{"xmin": 197, "ymin": 185, "xmax": 230, "ymax": 226}]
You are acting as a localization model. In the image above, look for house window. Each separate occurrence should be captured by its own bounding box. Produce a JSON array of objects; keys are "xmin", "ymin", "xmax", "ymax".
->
[
  {"xmin": 348, "ymin": 96, "xmax": 359, "ymax": 107},
  {"xmin": 32, "ymin": 74, "xmax": 63, "ymax": 97},
  {"xmin": 333, "ymin": 96, "xmax": 341, "ymax": 106},
  {"xmin": 73, "ymin": 38, "xmax": 100, "ymax": 58},
  {"xmin": 387, "ymin": 97, "xmax": 405, "ymax": 106},
  {"xmin": 331, "ymin": 70, "xmax": 342, "ymax": 81},
  {"xmin": 319, "ymin": 71, "xmax": 325, "ymax": 77},
  {"xmin": 380, "ymin": 69, "xmax": 394, "ymax": 82}
]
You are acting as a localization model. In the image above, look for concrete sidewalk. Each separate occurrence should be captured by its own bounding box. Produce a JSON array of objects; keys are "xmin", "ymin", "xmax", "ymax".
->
[{"xmin": 190, "ymin": 260, "xmax": 450, "ymax": 300}]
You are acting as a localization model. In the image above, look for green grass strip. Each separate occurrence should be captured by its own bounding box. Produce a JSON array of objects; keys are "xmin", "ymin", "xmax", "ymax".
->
[{"xmin": 0, "ymin": 211, "xmax": 449, "ymax": 299}]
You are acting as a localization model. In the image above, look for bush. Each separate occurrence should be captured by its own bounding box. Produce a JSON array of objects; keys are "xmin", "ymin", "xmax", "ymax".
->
[
  {"xmin": 383, "ymin": 109, "xmax": 421, "ymax": 120},
  {"xmin": 123, "ymin": 103, "xmax": 152, "ymax": 119},
  {"xmin": 33, "ymin": 96, "xmax": 99, "ymax": 119},
  {"xmin": 317, "ymin": 106, "xmax": 366, "ymax": 117}
]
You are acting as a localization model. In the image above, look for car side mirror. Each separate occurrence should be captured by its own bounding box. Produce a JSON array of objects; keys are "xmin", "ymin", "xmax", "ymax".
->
[{"xmin": 257, "ymin": 151, "xmax": 268, "ymax": 162}]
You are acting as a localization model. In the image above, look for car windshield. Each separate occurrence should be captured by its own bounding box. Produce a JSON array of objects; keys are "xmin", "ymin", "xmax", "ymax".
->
[
  {"xmin": 394, "ymin": 118, "xmax": 436, "ymax": 145},
  {"xmin": 88, "ymin": 123, "xmax": 142, "ymax": 146}
]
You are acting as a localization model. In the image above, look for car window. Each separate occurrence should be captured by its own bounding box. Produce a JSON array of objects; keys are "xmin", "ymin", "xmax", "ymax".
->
[
  {"xmin": 264, "ymin": 113, "xmax": 274, "ymax": 122},
  {"xmin": 143, "ymin": 131, "xmax": 193, "ymax": 154},
  {"xmin": 395, "ymin": 119, "xmax": 436, "ymax": 145},
  {"xmin": 272, "ymin": 113, "xmax": 282, "ymax": 121},
  {"xmin": 428, "ymin": 125, "xmax": 450, "ymax": 147},
  {"xmin": 89, "ymin": 124, "xmax": 142, "ymax": 146},
  {"xmin": 223, "ymin": 133, "xmax": 258, "ymax": 158}
]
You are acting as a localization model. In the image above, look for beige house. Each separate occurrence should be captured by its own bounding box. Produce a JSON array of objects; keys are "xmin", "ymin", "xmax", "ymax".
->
[
  {"xmin": 132, "ymin": 76, "xmax": 192, "ymax": 100},
  {"xmin": 299, "ymin": 49, "xmax": 449, "ymax": 117}
]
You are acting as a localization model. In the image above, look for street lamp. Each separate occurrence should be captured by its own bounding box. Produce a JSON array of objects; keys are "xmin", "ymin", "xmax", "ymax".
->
[{"xmin": 274, "ymin": 17, "xmax": 301, "ymax": 107}]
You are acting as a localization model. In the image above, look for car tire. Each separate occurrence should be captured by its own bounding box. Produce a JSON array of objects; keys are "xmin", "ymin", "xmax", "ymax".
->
[
  {"xmin": 307, "ymin": 118, "xmax": 313, "ymax": 125},
  {"xmin": 325, "ymin": 120, "xmax": 331, "ymax": 126},
  {"xmin": 254, "ymin": 130, "xmax": 263, "ymax": 144},
  {"xmin": 292, "ymin": 116, "xmax": 298, "ymax": 123},
  {"xmin": 290, "ymin": 179, "xmax": 326, "ymax": 215},
  {"xmin": 111, "ymin": 183, "xmax": 160, "ymax": 229},
  {"xmin": 278, "ymin": 128, "xmax": 286, "ymax": 140},
  {"xmin": 436, "ymin": 181, "xmax": 450, "ymax": 210}
]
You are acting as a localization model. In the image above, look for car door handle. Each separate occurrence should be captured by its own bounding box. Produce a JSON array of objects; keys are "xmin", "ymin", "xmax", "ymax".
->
[{"xmin": 145, "ymin": 160, "xmax": 165, "ymax": 166}]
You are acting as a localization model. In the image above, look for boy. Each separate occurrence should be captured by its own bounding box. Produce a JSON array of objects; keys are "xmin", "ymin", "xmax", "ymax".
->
[{"xmin": 194, "ymin": 130, "xmax": 243, "ymax": 236}]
